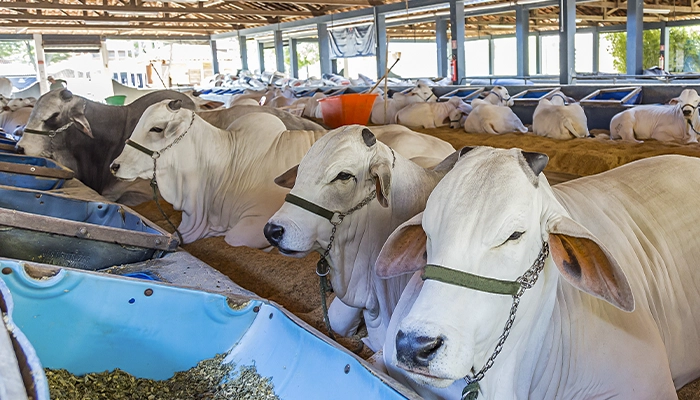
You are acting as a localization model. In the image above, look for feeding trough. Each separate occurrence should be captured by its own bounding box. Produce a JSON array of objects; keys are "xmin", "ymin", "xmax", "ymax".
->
[
  {"xmin": 579, "ymin": 86, "xmax": 643, "ymax": 130},
  {"xmin": 0, "ymin": 187, "xmax": 178, "ymax": 270},
  {"xmin": 0, "ymin": 153, "xmax": 74, "ymax": 190},
  {"xmin": 0, "ymin": 260, "xmax": 417, "ymax": 400},
  {"xmin": 511, "ymin": 87, "xmax": 562, "ymax": 106},
  {"xmin": 0, "ymin": 137, "xmax": 17, "ymax": 153},
  {"xmin": 438, "ymin": 87, "xmax": 485, "ymax": 102}
]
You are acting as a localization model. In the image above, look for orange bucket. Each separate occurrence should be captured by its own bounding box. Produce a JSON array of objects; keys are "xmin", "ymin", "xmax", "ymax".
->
[{"xmin": 318, "ymin": 93, "xmax": 378, "ymax": 129}]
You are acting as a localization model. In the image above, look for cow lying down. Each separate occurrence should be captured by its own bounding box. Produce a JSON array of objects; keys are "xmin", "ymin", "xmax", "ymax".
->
[
  {"xmin": 198, "ymin": 104, "xmax": 324, "ymax": 131},
  {"xmin": 371, "ymin": 83, "xmax": 436, "ymax": 125},
  {"xmin": 395, "ymin": 97, "xmax": 471, "ymax": 129},
  {"xmin": 463, "ymin": 87, "xmax": 527, "ymax": 134},
  {"xmin": 376, "ymin": 148, "xmax": 700, "ymax": 399},
  {"xmin": 609, "ymin": 88, "xmax": 700, "ymax": 144},
  {"xmin": 532, "ymin": 94, "xmax": 589, "ymax": 139},
  {"xmin": 112, "ymin": 101, "xmax": 455, "ymax": 249},
  {"xmin": 265, "ymin": 125, "xmax": 456, "ymax": 352}
]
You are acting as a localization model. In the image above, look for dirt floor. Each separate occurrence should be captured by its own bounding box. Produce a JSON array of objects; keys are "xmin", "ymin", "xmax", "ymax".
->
[{"xmin": 132, "ymin": 127, "xmax": 700, "ymax": 398}]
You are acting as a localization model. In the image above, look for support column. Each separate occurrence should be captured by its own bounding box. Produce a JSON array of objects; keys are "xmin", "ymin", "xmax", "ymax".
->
[
  {"xmin": 660, "ymin": 23, "xmax": 669, "ymax": 70},
  {"xmin": 449, "ymin": 0, "xmax": 465, "ymax": 84},
  {"xmin": 559, "ymin": 0, "xmax": 576, "ymax": 84},
  {"xmin": 210, "ymin": 39, "xmax": 220, "ymax": 74},
  {"xmin": 318, "ymin": 22, "xmax": 332, "ymax": 76},
  {"xmin": 436, "ymin": 17, "xmax": 448, "ymax": 77},
  {"xmin": 536, "ymin": 33, "xmax": 542, "ymax": 74},
  {"xmin": 239, "ymin": 36, "xmax": 248, "ymax": 71},
  {"xmin": 626, "ymin": 0, "xmax": 643, "ymax": 76},
  {"xmin": 33, "ymin": 33, "xmax": 48, "ymax": 94},
  {"xmin": 289, "ymin": 38, "xmax": 298, "ymax": 78},
  {"xmin": 274, "ymin": 30, "xmax": 285, "ymax": 73},
  {"xmin": 515, "ymin": 6, "xmax": 530, "ymax": 77},
  {"xmin": 592, "ymin": 27, "xmax": 599, "ymax": 73},
  {"xmin": 258, "ymin": 41, "xmax": 265, "ymax": 72},
  {"xmin": 488, "ymin": 37, "xmax": 494, "ymax": 75},
  {"xmin": 375, "ymin": 8, "xmax": 387, "ymax": 80}
]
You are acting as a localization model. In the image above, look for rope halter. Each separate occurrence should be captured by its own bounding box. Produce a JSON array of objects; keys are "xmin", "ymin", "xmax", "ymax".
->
[{"xmin": 421, "ymin": 242, "xmax": 550, "ymax": 400}]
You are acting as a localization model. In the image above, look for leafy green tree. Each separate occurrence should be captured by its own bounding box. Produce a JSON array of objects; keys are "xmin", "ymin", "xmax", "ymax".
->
[
  {"xmin": 284, "ymin": 42, "xmax": 320, "ymax": 77},
  {"xmin": 0, "ymin": 40, "xmax": 36, "ymax": 65},
  {"xmin": 604, "ymin": 26, "xmax": 700, "ymax": 73}
]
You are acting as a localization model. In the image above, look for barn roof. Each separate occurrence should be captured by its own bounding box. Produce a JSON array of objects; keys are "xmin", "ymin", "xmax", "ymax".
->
[{"xmin": 0, "ymin": 0, "xmax": 697, "ymax": 39}]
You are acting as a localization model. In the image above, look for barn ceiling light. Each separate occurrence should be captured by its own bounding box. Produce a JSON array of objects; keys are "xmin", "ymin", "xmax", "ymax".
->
[{"xmin": 644, "ymin": 8, "xmax": 671, "ymax": 14}]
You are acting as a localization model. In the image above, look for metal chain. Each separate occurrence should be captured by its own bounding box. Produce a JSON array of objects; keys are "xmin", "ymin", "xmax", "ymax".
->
[
  {"xmin": 47, "ymin": 121, "xmax": 74, "ymax": 138},
  {"xmin": 462, "ymin": 242, "xmax": 550, "ymax": 400}
]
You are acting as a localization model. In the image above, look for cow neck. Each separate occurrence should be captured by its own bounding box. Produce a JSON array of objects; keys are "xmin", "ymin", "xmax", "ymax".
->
[{"xmin": 324, "ymin": 149, "xmax": 447, "ymax": 349}]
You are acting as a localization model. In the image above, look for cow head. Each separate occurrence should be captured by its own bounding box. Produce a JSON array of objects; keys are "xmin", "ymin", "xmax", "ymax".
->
[
  {"xmin": 484, "ymin": 86, "xmax": 514, "ymax": 106},
  {"xmin": 110, "ymin": 99, "xmax": 193, "ymax": 181},
  {"xmin": 264, "ymin": 125, "xmax": 393, "ymax": 268},
  {"xmin": 6, "ymin": 97, "xmax": 35, "ymax": 112},
  {"xmin": 446, "ymin": 97, "xmax": 472, "ymax": 129},
  {"xmin": 409, "ymin": 82, "xmax": 436, "ymax": 102},
  {"xmin": 376, "ymin": 146, "xmax": 633, "ymax": 391},
  {"xmin": 18, "ymin": 89, "xmax": 92, "ymax": 158},
  {"xmin": 669, "ymin": 88, "xmax": 700, "ymax": 120}
]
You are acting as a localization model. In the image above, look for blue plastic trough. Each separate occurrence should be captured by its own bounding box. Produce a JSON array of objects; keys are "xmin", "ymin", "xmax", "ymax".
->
[
  {"xmin": 438, "ymin": 87, "xmax": 485, "ymax": 102},
  {"xmin": 0, "ymin": 187, "xmax": 179, "ymax": 270},
  {"xmin": 0, "ymin": 138, "xmax": 17, "ymax": 153},
  {"xmin": 0, "ymin": 260, "xmax": 416, "ymax": 400},
  {"xmin": 0, "ymin": 153, "xmax": 74, "ymax": 190}
]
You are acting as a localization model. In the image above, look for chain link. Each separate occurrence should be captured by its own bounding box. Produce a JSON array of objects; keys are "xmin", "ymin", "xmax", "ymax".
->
[{"xmin": 464, "ymin": 242, "xmax": 550, "ymax": 392}]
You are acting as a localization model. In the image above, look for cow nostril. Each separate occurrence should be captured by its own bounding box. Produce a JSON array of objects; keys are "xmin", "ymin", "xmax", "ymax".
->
[
  {"xmin": 396, "ymin": 330, "xmax": 444, "ymax": 368},
  {"xmin": 263, "ymin": 223, "xmax": 285, "ymax": 246},
  {"xmin": 15, "ymin": 145, "xmax": 24, "ymax": 154},
  {"xmin": 110, "ymin": 163, "xmax": 120, "ymax": 173}
]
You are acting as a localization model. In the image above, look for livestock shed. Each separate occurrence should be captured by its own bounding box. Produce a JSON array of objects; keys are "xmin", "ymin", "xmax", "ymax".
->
[{"xmin": 3, "ymin": 0, "xmax": 700, "ymax": 399}]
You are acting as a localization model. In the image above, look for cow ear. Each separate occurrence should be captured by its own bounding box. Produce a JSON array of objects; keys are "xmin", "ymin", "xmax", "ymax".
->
[
  {"xmin": 370, "ymin": 158, "xmax": 391, "ymax": 208},
  {"xmin": 546, "ymin": 215, "xmax": 634, "ymax": 312},
  {"xmin": 274, "ymin": 164, "xmax": 298, "ymax": 189},
  {"xmin": 668, "ymin": 97, "xmax": 680, "ymax": 105},
  {"xmin": 376, "ymin": 213, "xmax": 426, "ymax": 279},
  {"xmin": 71, "ymin": 113, "xmax": 93, "ymax": 138}
]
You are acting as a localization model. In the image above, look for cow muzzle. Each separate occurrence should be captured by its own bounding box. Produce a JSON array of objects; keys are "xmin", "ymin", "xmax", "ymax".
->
[
  {"xmin": 263, "ymin": 222, "xmax": 285, "ymax": 247},
  {"xmin": 110, "ymin": 162, "xmax": 120, "ymax": 174},
  {"xmin": 396, "ymin": 330, "xmax": 444, "ymax": 370}
]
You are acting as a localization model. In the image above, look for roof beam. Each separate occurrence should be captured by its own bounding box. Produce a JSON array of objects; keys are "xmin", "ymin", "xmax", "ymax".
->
[
  {"xmin": 0, "ymin": 2, "xmax": 313, "ymax": 17},
  {"xmin": 0, "ymin": 22, "xmax": 220, "ymax": 32},
  {"xmin": 0, "ymin": 12, "xmax": 265, "ymax": 25}
]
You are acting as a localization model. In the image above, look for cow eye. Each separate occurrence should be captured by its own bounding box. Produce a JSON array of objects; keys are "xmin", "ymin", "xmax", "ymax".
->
[
  {"xmin": 331, "ymin": 172, "xmax": 354, "ymax": 182},
  {"xmin": 45, "ymin": 112, "xmax": 59, "ymax": 122},
  {"xmin": 149, "ymin": 127, "xmax": 164, "ymax": 133},
  {"xmin": 507, "ymin": 231, "xmax": 524, "ymax": 242}
]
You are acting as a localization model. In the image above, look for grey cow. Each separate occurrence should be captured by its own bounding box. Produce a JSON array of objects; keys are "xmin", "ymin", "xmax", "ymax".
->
[{"xmin": 17, "ymin": 89, "xmax": 196, "ymax": 205}]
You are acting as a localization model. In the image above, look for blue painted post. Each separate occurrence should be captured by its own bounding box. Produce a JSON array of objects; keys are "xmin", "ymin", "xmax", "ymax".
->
[
  {"xmin": 626, "ymin": 0, "xmax": 644, "ymax": 76},
  {"xmin": 318, "ymin": 22, "xmax": 332, "ymax": 75},
  {"xmin": 436, "ymin": 17, "xmax": 448, "ymax": 77},
  {"xmin": 289, "ymin": 38, "xmax": 298, "ymax": 78},
  {"xmin": 515, "ymin": 6, "xmax": 529, "ymax": 77},
  {"xmin": 559, "ymin": 0, "xmax": 576, "ymax": 84},
  {"xmin": 449, "ymin": 0, "xmax": 465, "ymax": 84},
  {"xmin": 258, "ymin": 41, "xmax": 265, "ymax": 72},
  {"xmin": 375, "ymin": 9, "xmax": 387, "ymax": 80},
  {"xmin": 239, "ymin": 35, "xmax": 248, "ymax": 70},
  {"xmin": 274, "ymin": 30, "xmax": 285, "ymax": 73},
  {"xmin": 210, "ymin": 40, "xmax": 220, "ymax": 74}
]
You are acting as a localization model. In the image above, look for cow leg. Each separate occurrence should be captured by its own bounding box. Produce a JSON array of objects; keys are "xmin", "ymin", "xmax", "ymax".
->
[
  {"xmin": 224, "ymin": 216, "xmax": 273, "ymax": 249},
  {"xmin": 610, "ymin": 113, "xmax": 642, "ymax": 143},
  {"xmin": 328, "ymin": 297, "xmax": 363, "ymax": 337}
]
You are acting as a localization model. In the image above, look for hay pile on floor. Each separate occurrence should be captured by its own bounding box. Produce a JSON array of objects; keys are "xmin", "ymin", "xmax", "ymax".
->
[{"xmin": 133, "ymin": 129, "xmax": 700, "ymax": 398}]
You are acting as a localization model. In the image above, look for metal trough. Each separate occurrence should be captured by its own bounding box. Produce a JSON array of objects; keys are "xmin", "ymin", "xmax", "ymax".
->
[
  {"xmin": 578, "ymin": 86, "xmax": 643, "ymax": 130},
  {"xmin": 438, "ymin": 87, "xmax": 485, "ymax": 102},
  {"xmin": 511, "ymin": 87, "xmax": 562, "ymax": 106},
  {"xmin": 0, "ymin": 187, "xmax": 178, "ymax": 270},
  {"xmin": 0, "ymin": 138, "xmax": 17, "ymax": 153},
  {"xmin": 0, "ymin": 260, "xmax": 417, "ymax": 400},
  {"xmin": 0, "ymin": 153, "xmax": 74, "ymax": 190}
]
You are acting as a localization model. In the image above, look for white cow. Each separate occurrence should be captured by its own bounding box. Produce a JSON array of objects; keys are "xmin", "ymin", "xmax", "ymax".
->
[
  {"xmin": 290, "ymin": 92, "xmax": 326, "ymax": 119},
  {"xmin": 0, "ymin": 78, "xmax": 12, "ymax": 98},
  {"xmin": 463, "ymin": 98, "xmax": 527, "ymax": 134},
  {"xmin": 609, "ymin": 88, "xmax": 700, "ymax": 144},
  {"xmin": 395, "ymin": 97, "xmax": 472, "ymax": 129},
  {"xmin": 111, "ymin": 102, "xmax": 325, "ymax": 248},
  {"xmin": 371, "ymin": 83, "xmax": 436, "ymax": 125},
  {"xmin": 532, "ymin": 95, "xmax": 589, "ymax": 139},
  {"xmin": 376, "ymin": 147, "xmax": 700, "ymax": 399},
  {"xmin": 480, "ymin": 86, "xmax": 514, "ymax": 107},
  {"xmin": 0, "ymin": 107, "xmax": 32, "ymax": 138},
  {"xmin": 265, "ymin": 125, "xmax": 456, "ymax": 352}
]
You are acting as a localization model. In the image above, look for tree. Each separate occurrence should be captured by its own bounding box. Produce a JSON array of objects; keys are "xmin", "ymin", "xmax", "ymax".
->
[
  {"xmin": 604, "ymin": 26, "xmax": 700, "ymax": 73},
  {"xmin": 0, "ymin": 40, "xmax": 36, "ymax": 65},
  {"xmin": 284, "ymin": 42, "xmax": 320, "ymax": 77}
]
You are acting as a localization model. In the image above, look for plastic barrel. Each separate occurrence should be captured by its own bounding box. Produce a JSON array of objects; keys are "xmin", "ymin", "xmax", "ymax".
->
[
  {"xmin": 105, "ymin": 95, "xmax": 127, "ymax": 105},
  {"xmin": 318, "ymin": 93, "xmax": 378, "ymax": 129}
]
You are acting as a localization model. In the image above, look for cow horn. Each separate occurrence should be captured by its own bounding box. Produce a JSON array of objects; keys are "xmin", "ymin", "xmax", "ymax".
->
[
  {"xmin": 361, "ymin": 128, "xmax": 376, "ymax": 147},
  {"xmin": 167, "ymin": 99, "xmax": 182, "ymax": 111},
  {"xmin": 60, "ymin": 90, "xmax": 73, "ymax": 101},
  {"xmin": 459, "ymin": 146, "xmax": 476, "ymax": 158},
  {"xmin": 521, "ymin": 151, "xmax": 549, "ymax": 177}
]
